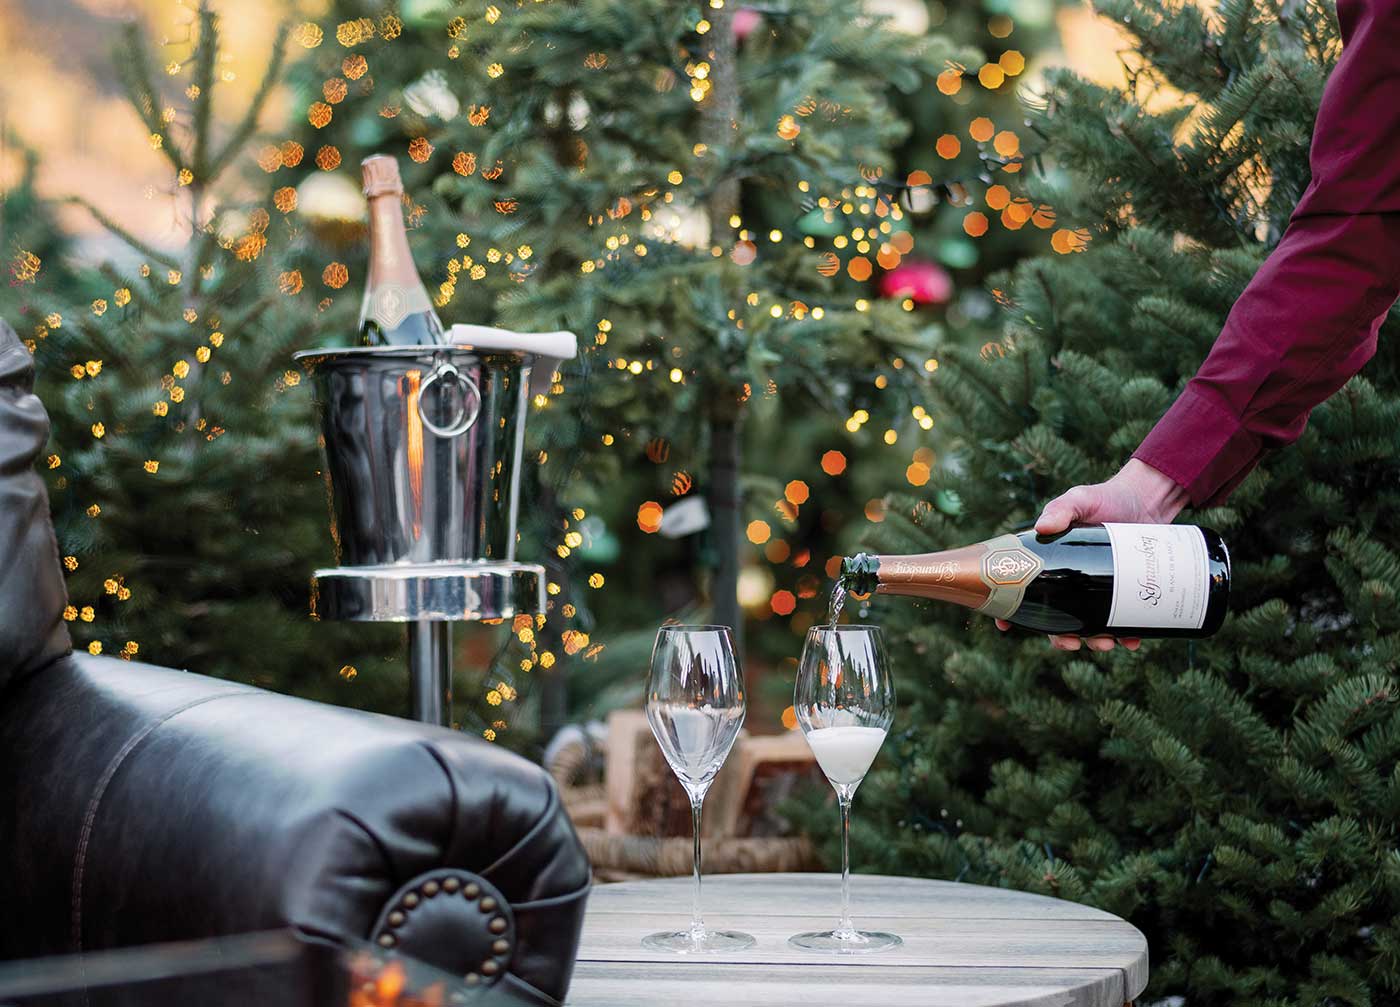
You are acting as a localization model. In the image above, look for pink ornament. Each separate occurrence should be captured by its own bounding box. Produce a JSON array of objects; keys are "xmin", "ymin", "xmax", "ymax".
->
[
  {"xmin": 733, "ymin": 8, "xmax": 762, "ymax": 41},
  {"xmin": 879, "ymin": 259, "xmax": 952, "ymax": 305}
]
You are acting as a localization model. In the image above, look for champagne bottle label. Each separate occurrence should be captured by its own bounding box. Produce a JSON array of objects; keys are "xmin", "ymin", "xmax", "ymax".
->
[
  {"xmin": 975, "ymin": 533, "xmax": 1044, "ymax": 620},
  {"xmin": 1104, "ymin": 523, "xmax": 1209, "ymax": 630},
  {"xmin": 367, "ymin": 282, "xmax": 432, "ymax": 331}
]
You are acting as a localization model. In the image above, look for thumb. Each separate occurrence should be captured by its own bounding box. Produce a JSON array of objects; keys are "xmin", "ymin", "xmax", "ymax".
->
[{"xmin": 1035, "ymin": 486, "xmax": 1091, "ymax": 535}]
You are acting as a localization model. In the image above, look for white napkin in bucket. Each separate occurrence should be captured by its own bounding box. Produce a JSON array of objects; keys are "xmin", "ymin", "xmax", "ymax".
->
[{"xmin": 447, "ymin": 324, "xmax": 578, "ymax": 395}]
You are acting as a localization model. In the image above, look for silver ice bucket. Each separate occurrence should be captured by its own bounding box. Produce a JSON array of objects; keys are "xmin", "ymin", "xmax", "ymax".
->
[{"xmin": 294, "ymin": 345, "xmax": 532, "ymax": 568}]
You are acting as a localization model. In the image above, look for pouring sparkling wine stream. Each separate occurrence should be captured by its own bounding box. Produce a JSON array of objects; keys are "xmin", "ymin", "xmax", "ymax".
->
[{"xmin": 827, "ymin": 579, "xmax": 848, "ymax": 626}]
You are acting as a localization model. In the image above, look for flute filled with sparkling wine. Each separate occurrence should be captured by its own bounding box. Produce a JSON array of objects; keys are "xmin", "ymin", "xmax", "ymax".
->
[{"xmin": 837, "ymin": 524, "xmax": 1231, "ymax": 638}]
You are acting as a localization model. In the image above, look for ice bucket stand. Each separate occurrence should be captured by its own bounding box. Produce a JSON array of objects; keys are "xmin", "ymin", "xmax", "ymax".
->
[
  {"xmin": 314, "ymin": 562, "xmax": 546, "ymax": 726},
  {"xmin": 300, "ymin": 327, "xmax": 576, "ymax": 727}
]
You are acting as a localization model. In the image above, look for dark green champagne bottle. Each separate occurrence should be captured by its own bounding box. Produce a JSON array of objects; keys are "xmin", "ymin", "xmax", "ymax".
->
[{"xmin": 840, "ymin": 524, "xmax": 1230, "ymax": 638}]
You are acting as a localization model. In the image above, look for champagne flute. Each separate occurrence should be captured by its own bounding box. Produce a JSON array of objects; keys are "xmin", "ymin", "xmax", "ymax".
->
[
  {"xmin": 790, "ymin": 625, "xmax": 902, "ymax": 954},
  {"xmin": 642, "ymin": 625, "xmax": 755, "ymax": 953}
]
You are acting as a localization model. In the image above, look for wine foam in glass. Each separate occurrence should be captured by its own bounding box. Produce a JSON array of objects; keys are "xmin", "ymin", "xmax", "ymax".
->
[{"xmin": 803, "ymin": 725, "xmax": 888, "ymax": 785}]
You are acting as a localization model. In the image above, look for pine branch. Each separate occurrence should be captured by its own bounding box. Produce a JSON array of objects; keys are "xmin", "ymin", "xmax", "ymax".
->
[
  {"xmin": 114, "ymin": 19, "xmax": 187, "ymax": 175},
  {"xmin": 184, "ymin": 221, "xmax": 221, "ymax": 302},
  {"xmin": 62, "ymin": 196, "xmax": 181, "ymax": 270},
  {"xmin": 208, "ymin": 20, "xmax": 290, "ymax": 186},
  {"xmin": 189, "ymin": 3, "xmax": 219, "ymax": 180}
]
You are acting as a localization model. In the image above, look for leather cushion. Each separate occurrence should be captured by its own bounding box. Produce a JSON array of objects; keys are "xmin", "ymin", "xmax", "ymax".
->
[
  {"xmin": 0, "ymin": 318, "xmax": 70, "ymax": 690},
  {"xmin": 0, "ymin": 655, "xmax": 591, "ymax": 1004}
]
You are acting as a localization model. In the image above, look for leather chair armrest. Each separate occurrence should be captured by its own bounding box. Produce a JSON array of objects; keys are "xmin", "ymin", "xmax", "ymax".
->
[{"xmin": 0, "ymin": 655, "xmax": 591, "ymax": 1006}]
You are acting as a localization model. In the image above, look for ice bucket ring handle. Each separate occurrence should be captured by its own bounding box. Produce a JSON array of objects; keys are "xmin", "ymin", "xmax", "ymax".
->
[{"xmin": 417, "ymin": 359, "xmax": 481, "ymax": 438}]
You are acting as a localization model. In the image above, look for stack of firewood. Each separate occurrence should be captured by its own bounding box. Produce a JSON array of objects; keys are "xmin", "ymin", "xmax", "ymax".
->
[{"xmin": 547, "ymin": 712, "xmax": 825, "ymax": 881}]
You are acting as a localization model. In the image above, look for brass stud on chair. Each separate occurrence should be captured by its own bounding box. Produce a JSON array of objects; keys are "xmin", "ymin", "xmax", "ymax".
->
[
  {"xmin": 489, "ymin": 916, "xmax": 507, "ymax": 935},
  {"xmin": 403, "ymin": 893, "xmax": 420, "ymax": 909},
  {"xmin": 479, "ymin": 896, "xmax": 497, "ymax": 913},
  {"xmin": 481, "ymin": 960, "xmax": 500, "ymax": 977},
  {"xmin": 464, "ymin": 882, "xmax": 481, "ymax": 899},
  {"xmin": 388, "ymin": 911, "xmax": 405, "ymax": 927},
  {"xmin": 492, "ymin": 939, "xmax": 509, "ymax": 955},
  {"xmin": 443, "ymin": 877, "xmax": 461, "ymax": 893},
  {"xmin": 464, "ymin": 973, "xmax": 480, "ymax": 987},
  {"xmin": 423, "ymin": 880, "xmax": 441, "ymax": 897},
  {"xmin": 378, "ymin": 934, "xmax": 396, "ymax": 948}
]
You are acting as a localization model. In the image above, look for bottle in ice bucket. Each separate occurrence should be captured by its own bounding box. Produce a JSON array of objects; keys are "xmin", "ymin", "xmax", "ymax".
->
[{"xmin": 358, "ymin": 154, "xmax": 445, "ymax": 347}]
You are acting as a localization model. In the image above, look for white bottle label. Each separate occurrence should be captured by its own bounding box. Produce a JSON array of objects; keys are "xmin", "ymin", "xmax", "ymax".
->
[{"xmin": 1104, "ymin": 523, "xmax": 1209, "ymax": 630}]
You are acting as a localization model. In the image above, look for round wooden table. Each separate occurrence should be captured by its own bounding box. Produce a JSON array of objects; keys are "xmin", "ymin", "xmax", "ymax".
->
[{"xmin": 568, "ymin": 873, "xmax": 1148, "ymax": 1006}]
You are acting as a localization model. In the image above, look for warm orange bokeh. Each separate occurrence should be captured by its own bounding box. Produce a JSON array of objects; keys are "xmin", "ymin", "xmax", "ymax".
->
[{"xmin": 637, "ymin": 501, "xmax": 663, "ymax": 533}]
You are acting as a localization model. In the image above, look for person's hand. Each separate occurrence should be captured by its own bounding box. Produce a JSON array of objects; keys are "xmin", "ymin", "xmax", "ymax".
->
[{"xmin": 996, "ymin": 458, "xmax": 1190, "ymax": 653}]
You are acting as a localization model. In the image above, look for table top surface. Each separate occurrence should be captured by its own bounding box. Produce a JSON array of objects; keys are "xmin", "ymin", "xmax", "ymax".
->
[{"xmin": 568, "ymin": 872, "xmax": 1148, "ymax": 1007}]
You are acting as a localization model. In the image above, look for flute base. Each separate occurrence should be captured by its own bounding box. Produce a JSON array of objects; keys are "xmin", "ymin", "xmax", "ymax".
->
[
  {"xmin": 642, "ymin": 929, "xmax": 755, "ymax": 954},
  {"xmin": 789, "ymin": 928, "xmax": 902, "ymax": 955}
]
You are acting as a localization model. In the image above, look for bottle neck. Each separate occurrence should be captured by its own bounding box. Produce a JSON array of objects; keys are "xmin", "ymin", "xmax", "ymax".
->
[
  {"xmin": 366, "ymin": 193, "xmax": 420, "ymax": 285},
  {"xmin": 843, "ymin": 532, "xmax": 1043, "ymax": 618},
  {"xmin": 863, "ymin": 543, "xmax": 997, "ymax": 611},
  {"xmin": 840, "ymin": 554, "xmax": 879, "ymax": 596}
]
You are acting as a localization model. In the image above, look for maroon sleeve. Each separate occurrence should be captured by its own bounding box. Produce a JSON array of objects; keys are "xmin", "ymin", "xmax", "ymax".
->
[{"xmin": 1133, "ymin": 0, "xmax": 1400, "ymax": 507}]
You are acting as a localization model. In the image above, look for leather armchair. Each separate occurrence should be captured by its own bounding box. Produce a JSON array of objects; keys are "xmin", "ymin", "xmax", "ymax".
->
[{"xmin": 0, "ymin": 320, "xmax": 591, "ymax": 1005}]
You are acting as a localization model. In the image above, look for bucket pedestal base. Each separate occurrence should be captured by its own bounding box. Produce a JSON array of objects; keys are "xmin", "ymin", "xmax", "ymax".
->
[
  {"xmin": 313, "ymin": 562, "xmax": 546, "ymax": 727},
  {"xmin": 313, "ymin": 561, "xmax": 545, "ymax": 623}
]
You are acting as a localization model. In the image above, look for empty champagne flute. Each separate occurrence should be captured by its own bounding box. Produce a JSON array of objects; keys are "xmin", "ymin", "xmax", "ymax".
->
[
  {"xmin": 790, "ymin": 624, "xmax": 902, "ymax": 954},
  {"xmin": 642, "ymin": 624, "xmax": 755, "ymax": 953}
]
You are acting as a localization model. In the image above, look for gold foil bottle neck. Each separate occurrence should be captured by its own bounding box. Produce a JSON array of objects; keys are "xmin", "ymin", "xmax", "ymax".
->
[{"xmin": 361, "ymin": 154, "xmax": 404, "ymax": 198}]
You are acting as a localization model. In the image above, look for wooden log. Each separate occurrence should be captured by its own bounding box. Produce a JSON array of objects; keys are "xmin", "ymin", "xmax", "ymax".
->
[{"xmin": 576, "ymin": 828, "xmax": 821, "ymax": 878}]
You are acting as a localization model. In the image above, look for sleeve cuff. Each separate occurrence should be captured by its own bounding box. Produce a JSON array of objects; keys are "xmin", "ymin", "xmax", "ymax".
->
[{"xmin": 1133, "ymin": 385, "xmax": 1264, "ymax": 508}]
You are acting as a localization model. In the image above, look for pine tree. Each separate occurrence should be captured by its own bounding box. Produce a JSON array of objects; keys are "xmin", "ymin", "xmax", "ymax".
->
[
  {"xmin": 2, "ymin": 7, "xmax": 404, "ymax": 713},
  {"xmin": 271, "ymin": 0, "xmax": 977, "ymax": 728},
  {"xmin": 830, "ymin": 1, "xmax": 1400, "ymax": 1002},
  {"xmin": 272, "ymin": 0, "xmax": 1083, "ymax": 738}
]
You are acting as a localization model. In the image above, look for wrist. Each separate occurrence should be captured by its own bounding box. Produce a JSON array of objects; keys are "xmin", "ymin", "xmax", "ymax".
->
[{"xmin": 1118, "ymin": 458, "xmax": 1189, "ymax": 523}]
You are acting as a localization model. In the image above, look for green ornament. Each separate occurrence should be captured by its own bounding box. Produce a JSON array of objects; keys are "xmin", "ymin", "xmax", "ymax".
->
[
  {"xmin": 1011, "ymin": 0, "xmax": 1053, "ymax": 28},
  {"xmin": 797, "ymin": 206, "xmax": 846, "ymax": 238},
  {"xmin": 938, "ymin": 237, "xmax": 979, "ymax": 269},
  {"xmin": 401, "ymin": 0, "xmax": 456, "ymax": 25},
  {"xmin": 579, "ymin": 527, "xmax": 621, "ymax": 563}
]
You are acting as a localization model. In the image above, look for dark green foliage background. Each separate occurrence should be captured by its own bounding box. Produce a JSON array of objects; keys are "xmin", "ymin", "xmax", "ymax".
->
[
  {"xmin": 270, "ymin": 0, "xmax": 1048, "ymax": 732},
  {"xmin": 1, "ymin": 14, "xmax": 406, "ymax": 714},
  {"xmin": 9, "ymin": 0, "xmax": 1395, "ymax": 999},
  {"xmin": 3, "ymin": 0, "xmax": 1048, "ymax": 739},
  {"xmin": 815, "ymin": 2, "xmax": 1400, "ymax": 1003}
]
